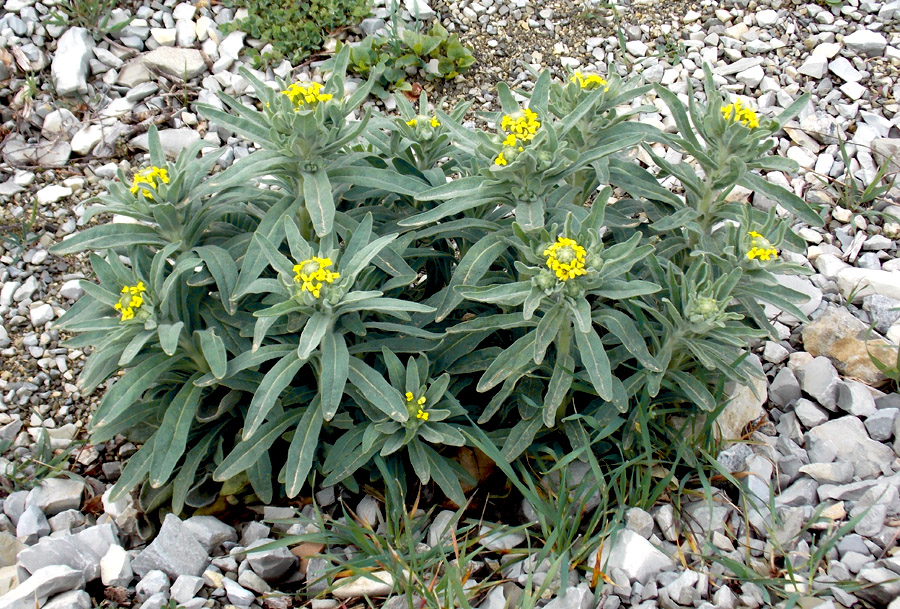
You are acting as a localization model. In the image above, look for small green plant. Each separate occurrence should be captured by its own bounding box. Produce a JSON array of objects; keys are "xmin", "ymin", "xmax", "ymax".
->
[
  {"xmin": 46, "ymin": 0, "xmax": 133, "ymax": 39},
  {"xmin": 0, "ymin": 429, "xmax": 84, "ymax": 494},
  {"xmin": 0, "ymin": 197, "xmax": 42, "ymax": 264},
  {"xmin": 221, "ymin": 0, "xmax": 372, "ymax": 67},
  {"xmin": 818, "ymin": 136, "xmax": 899, "ymax": 223},
  {"xmin": 336, "ymin": 19, "xmax": 475, "ymax": 99}
]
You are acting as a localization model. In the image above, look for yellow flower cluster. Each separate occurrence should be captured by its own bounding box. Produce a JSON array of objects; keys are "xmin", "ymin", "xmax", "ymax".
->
[
  {"xmin": 130, "ymin": 167, "xmax": 169, "ymax": 200},
  {"xmin": 293, "ymin": 257, "xmax": 340, "ymax": 298},
  {"xmin": 407, "ymin": 392, "xmax": 428, "ymax": 420},
  {"xmin": 281, "ymin": 81, "xmax": 333, "ymax": 108},
  {"xmin": 494, "ymin": 109, "xmax": 541, "ymax": 165},
  {"xmin": 543, "ymin": 237, "xmax": 587, "ymax": 281},
  {"xmin": 407, "ymin": 116, "xmax": 441, "ymax": 127},
  {"xmin": 746, "ymin": 231, "xmax": 778, "ymax": 261},
  {"xmin": 570, "ymin": 71, "xmax": 608, "ymax": 91},
  {"xmin": 501, "ymin": 108, "xmax": 541, "ymax": 143},
  {"xmin": 721, "ymin": 98, "xmax": 760, "ymax": 129},
  {"xmin": 114, "ymin": 282, "xmax": 147, "ymax": 321}
]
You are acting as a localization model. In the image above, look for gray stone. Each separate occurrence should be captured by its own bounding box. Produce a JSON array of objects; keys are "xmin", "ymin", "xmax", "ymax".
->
[
  {"xmin": 801, "ymin": 112, "xmax": 844, "ymax": 144},
  {"xmin": 29, "ymin": 303, "xmax": 54, "ymax": 326},
  {"xmin": 237, "ymin": 569, "xmax": 271, "ymax": 594},
  {"xmin": 838, "ymin": 381, "xmax": 877, "ymax": 417},
  {"xmin": 16, "ymin": 505, "xmax": 49, "ymax": 544},
  {"xmin": 139, "ymin": 592, "xmax": 168, "ymax": 609},
  {"xmin": 130, "ymin": 128, "xmax": 201, "ymax": 159},
  {"xmin": 796, "ymin": 356, "xmax": 841, "ymax": 409},
  {"xmin": 246, "ymin": 539, "xmax": 296, "ymax": 581},
  {"xmin": 717, "ymin": 443, "xmax": 753, "ymax": 473},
  {"xmin": 332, "ymin": 571, "xmax": 394, "ymax": 599},
  {"xmin": 42, "ymin": 590, "xmax": 90, "ymax": 609},
  {"xmin": 404, "ymin": 0, "xmax": 435, "ymax": 19},
  {"xmin": 100, "ymin": 544, "xmax": 132, "ymax": 587},
  {"xmin": 763, "ymin": 341, "xmax": 789, "ymax": 364},
  {"xmin": 776, "ymin": 274, "xmax": 822, "ymax": 317},
  {"xmin": 17, "ymin": 523, "xmax": 118, "ymax": 582},
  {"xmin": 132, "ymin": 514, "xmax": 209, "ymax": 579},
  {"xmin": 182, "ymin": 516, "xmax": 237, "ymax": 553},
  {"xmin": 543, "ymin": 583, "xmax": 592, "ymax": 609},
  {"xmin": 793, "ymin": 398, "xmax": 828, "ymax": 428},
  {"xmin": 171, "ymin": 574, "xmax": 204, "ymax": 603},
  {"xmin": 857, "ymin": 567, "xmax": 900, "ymax": 605},
  {"xmin": 587, "ymin": 529, "xmax": 674, "ymax": 584},
  {"xmin": 480, "ymin": 526, "xmax": 525, "ymax": 551},
  {"xmin": 223, "ymin": 576, "xmax": 256, "ymax": 606},
  {"xmin": 240, "ymin": 521, "xmax": 270, "ymax": 546},
  {"xmin": 427, "ymin": 510, "xmax": 456, "ymax": 548},
  {"xmin": 769, "ymin": 368, "xmax": 802, "ymax": 407},
  {"xmin": 719, "ymin": 355, "xmax": 767, "ymax": 441},
  {"xmin": 478, "ymin": 586, "xmax": 506, "ymax": 609},
  {"xmin": 829, "ymin": 56, "xmax": 863, "ymax": 82},
  {"xmin": 2, "ymin": 492, "xmax": 26, "ymax": 527},
  {"xmin": 70, "ymin": 124, "xmax": 103, "ymax": 156},
  {"xmin": 663, "ymin": 570, "xmax": 699, "ymax": 605},
  {"xmin": 26, "ymin": 478, "xmax": 84, "ymax": 516},
  {"xmin": 51, "ymin": 28, "xmax": 94, "ymax": 96},
  {"xmin": 118, "ymin": 60, "xmax": 153, "ymax": 87},
  {"xmin": 136, "ymin": 569, "xmax": 170, "ymax": 602},
  {"xmin": 798, "ymin": 461, "xmax": 854, "ymax": 484},
  {"xmin": 625, "ymin": 507, "xmax": 654, "ymax": 539},
  {"xmin": 41, "ymin": 109, "xmax": 79, "ymax": 139},
  {"xmin": 0, "ymin": 565, "xmax": 84, "ymax": 609},
  {"xmin": 775, "ymin": 477, "xmax": 819, "ymax": 507},
  {"xmin": 844, "ymin": 28, "xmax": 888, "ymax": 56},
  {"xmin": 863, "ymin": 295, "xmax": 900, "ymax": 333},
  {"xmin": 866, "ymin": 408, "xmax": 899, "ymax": 441},
  {"xmin": 806, "ymin": 416, "xmax": 894, "ymax": 479},
  {"xmin": 142, "ymin": 46, "xmax": 206, "ymax": 80}
]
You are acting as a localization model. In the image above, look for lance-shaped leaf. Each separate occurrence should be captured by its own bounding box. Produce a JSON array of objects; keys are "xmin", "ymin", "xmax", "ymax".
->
[
  {"xmin": 303, "ymin": 169, "xmax": 334, "ymax": 237},
  {"xmin": 739, "ymin": 172, "xmax": 823, "ymax": 227},
  {"xmin": 592, "ymin": 309, "xmax": 661, "ymax": 372},
  {"xmin": 284, "ymin": 400, "xmax": 324, "ymax": 498},
  {"xmin": 348, "ymin": 359, "xmax": 408, "ymax": 422},
  {"xmin": 149, "ymin": 375, "xmax": 204, "ymax": 487},
  {"xmin": 574, "ymin": 326, "xmax": 613, "ymax": 401},
  {"xmin": 157, "ymin": 322, "xmax": 184, "ymax": 356},
  {"xmin": 198, "ymin": 329, "xmax": 228, "ymax": 379},
  {"xmin": 298, "ymin": 311, "xmax": 331, "ymax": 360},
  {"xmin": 477, "ymin": 331, "xmax": 537, "ymax": 392},
  {"xmin": 90, "ymin": 352, "xmax": 181, "ymax": 431},
  {"xmin": 50, "ymin": 224, "xmax": 167, "ymax": 255},
  {"xmin": 320, "ymin": 331, "xmax": 349, "ymax": 420},
  {"xmin": 214, "ymin": 408, "xmax": 307, "ymax": 481},
  {"xmin": 243, "ymin": 353, "xmax": 306, "ymax": 440},
  {"xmin": 436, "ymin": 237, "xmax": 509, "ymax": 322}
]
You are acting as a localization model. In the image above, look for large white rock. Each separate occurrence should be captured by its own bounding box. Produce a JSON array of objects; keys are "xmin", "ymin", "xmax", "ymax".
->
[
  {"xmin": 837, "ymin": 267, "xmax": 900, "ymax": 302},
  {"xmin": 0, "ymin": 565, "xmax": 85, "ymax": 609},
  {"xmin": 51, "ymin": 28, "xmax": 94, "ymax": 96},
  {"xmin": 35, "ymin": 184, "xmax": 72, "ymax": 205},
  {"xmin": 844, "ymin": 28, "xmax": 888, "ymax": 56},
  {"xmin": 70, "ymin": 124, "xmax": 103, "ymax": 156},
  {"xmin": 332, "ymin": 571, "xmax": 394, "ymax": 599},
  {"xmin": 100, "ymin": 544, "xmax": 133, "ymax": 587},
  {"xmin": 587, "ymin": 529, "xmax": 675, "ymax": 584},
  {"xmin": 141, "ymin": 47, "xmax": 206, "ymax": 80},
  {"xmin": 806, "ymin": 416, "xmax": 894, "ymax": 479},
  {"xmin": 718, "ymin": 355, "xmax": 767, "ymax": 441}
]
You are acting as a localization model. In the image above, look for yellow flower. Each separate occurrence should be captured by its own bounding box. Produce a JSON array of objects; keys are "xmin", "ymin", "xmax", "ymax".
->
[
  {"xmin": 281, "ymin": 81, "xmax": 333, "ymax": 109},
  {"xmin": 114, "ymin": 281, "xmax": 148, "ymax": 322},
  {"xmin": 406, "ymin": 118, "xmax": 418, "ymax": 126},
  {"xmin": 500, "ymin": 108, "xmax": 541, "ymax": 144},
  {"xmin": 570, "ymin": 71, "xmax": 609, "ymax": 91},
  {"xmin": 494, "ymin": 152, "xmax": 508, "ymax": 166},
  {"xmin": 293, "ymin": 257, "xmax": 340, "ymax": 298},
  {"xmin": 407, "ymin": 115, "xmax": 440, "ymax": 129},
  {"xmin": 543, "ymin": 237, "xmax": 588, "ymax": 281},
  {"xmin": 416, "ymin": 408, "xmax": 429, "ymax": 421},
  {"xmin": 430, "ymin": 116, "xmax": 441, "ymax": 128},
  {"xmin": 406, "ymin": 392, "xmax": 414, "ymax": 402},
  {"xmin": 130, "ymin": 167, "xmax": 169, "ymax": 199},
  {"xmin": 746, "ymin": 231, "xmax": 778, "ymax": 261},
  {"xmin": 721, "ymin": 98, "xmax": 760, "ymax": 129}
]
